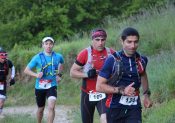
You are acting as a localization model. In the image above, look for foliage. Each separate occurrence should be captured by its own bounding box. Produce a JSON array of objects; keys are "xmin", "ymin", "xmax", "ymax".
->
[{"xmin": 0, "ymin": 0, "xmax": 167, "ymax": 49}]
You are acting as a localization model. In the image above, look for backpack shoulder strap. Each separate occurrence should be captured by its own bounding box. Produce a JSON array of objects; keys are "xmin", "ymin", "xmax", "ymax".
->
[
  {"xmin": 107, "ymin": 51, "xmax": 123, "ymax": 86},
  {"xmin": 39, "ymin": 52, "xmax": 46, "ymax": 72}
]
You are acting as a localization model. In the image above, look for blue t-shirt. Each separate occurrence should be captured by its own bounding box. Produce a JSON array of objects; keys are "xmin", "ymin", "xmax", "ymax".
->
[
  {"xmin": 27, "ymin": 52, "xmax": 64, "ymax": 89},
  {"xmin": 99, "ymin": 50, "xmax": 148, "ymax": 109}
]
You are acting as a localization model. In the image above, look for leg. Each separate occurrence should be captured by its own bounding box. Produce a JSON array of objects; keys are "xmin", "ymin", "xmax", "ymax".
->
[
  {"xmin": 37, "ymin": 106, "xmax": 45, "ymax": 123},
  {"xmin": 96, "ymin": 98, "xmax": 107, "ymax": 123},
  {"xmin": 0, "ymin": 98, "xmax": 5, "ymax": 115},
  {"xmin": 35, "ymin": 89, "xmax": 47, "ymax": 123},
  {"xmin": 47, "ymin": 96, "xmax": 56, "ymax": 123},
  {"xmin": 125, "ymin": 108, "xmax": 142, "ymax": 123},
  {"xmin": 81, "ymin": 91, "xmax": 95, "ymax": 123},
  {"xmin": 46, "ymin": 86, "xmax": 57, "ymax": 123}
]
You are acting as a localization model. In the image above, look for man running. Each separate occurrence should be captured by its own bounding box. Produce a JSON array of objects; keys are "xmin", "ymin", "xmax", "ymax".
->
[
  {"xmin": 70, "ymin": 28, "xmax": 115, "ymax": 123},
  {"xmin": 0, "ymin": 47, "xmax": 15, "ymax": 118},
  {"xmin": 24, "ymin": 37, "xmax": 64, "ymax": 123},
  {"xmin": 96, "ymin": 27, "xmax": 152, "ymax": 123}
]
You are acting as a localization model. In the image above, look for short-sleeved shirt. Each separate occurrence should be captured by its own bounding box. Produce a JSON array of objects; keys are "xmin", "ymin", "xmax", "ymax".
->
[
  {"xmin": 75, "ymin": 46, "xmax": 115, "ymax": 92},
  {"xmin": 27, "ymin": 52, "xmax": 64, "ymax": 89},
  {"xmin": 99, "ymin": 50, "xmax": 148, "ymax": 109}
]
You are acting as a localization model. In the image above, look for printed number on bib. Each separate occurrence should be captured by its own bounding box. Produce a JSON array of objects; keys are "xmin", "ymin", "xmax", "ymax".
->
[
  {"xmin": 0, "ymin": 83, "xmax": 4, "ymax": 90},
  {"xmin": 39, "ymin": 79, "xmax": 52, "ymax": 89},
  {"xmin": 119, "ymin": 96, "xmax": 138, "ymax": 106},
  {"xmin": 89, "ymin": 91, "xmax": 106, "ymax": 101}
]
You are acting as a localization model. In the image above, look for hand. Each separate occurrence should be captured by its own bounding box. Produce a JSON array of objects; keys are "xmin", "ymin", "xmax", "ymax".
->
[
  {"xmin": 37, "ymin": 72, "xmax": 43, "ymax": 78},
  {"xmin": 10, "ymin": 79, "xmax": 15, "ymax": 86},
  {"xmin": 56, "ymin": 75, "xmax": 62, "ymax": 83},
  {"xmin": 87, "ymin": 68, "xmax": 97, "ymax": 78},
  {"xmin": 143, "ymin": 95, "xmax": 153, "ymax": 108},
  {"xmin": 124, "ymin": 82, "xmax": 135, "ymax": 96}
]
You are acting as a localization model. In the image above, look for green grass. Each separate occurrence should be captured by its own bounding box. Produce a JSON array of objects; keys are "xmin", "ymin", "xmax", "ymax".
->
[{"xmin": 0, "ymin": 114, "xmax": 43, "ymax": 123}]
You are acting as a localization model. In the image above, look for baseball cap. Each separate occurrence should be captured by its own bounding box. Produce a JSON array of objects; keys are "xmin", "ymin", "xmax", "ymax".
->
[{"xmin": 42, "ymin": 37, "xmax": 55, "ymax": 43}]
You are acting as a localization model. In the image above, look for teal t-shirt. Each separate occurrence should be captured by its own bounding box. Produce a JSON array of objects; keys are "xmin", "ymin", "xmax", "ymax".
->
[{"xmin": 27, "ymin": 52, "xmax": 64, "ymax": 89}]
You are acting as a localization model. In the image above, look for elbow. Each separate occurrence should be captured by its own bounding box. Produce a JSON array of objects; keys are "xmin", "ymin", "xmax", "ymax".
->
[{"xmin": 96, "ymin": 83, "xmax": 102, "ymax": 92}]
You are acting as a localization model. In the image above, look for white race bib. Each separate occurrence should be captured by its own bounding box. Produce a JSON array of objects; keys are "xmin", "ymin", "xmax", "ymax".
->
[
  {"xmin": 119, "ymin": 96, "xmax": 138, "ymax": 106},
  {"xmin": 0, "ymin": 83, "xmax": 4, "ymax": 90},
  {"xmin": 39, "ymin": 79, "xmax": 52, "ymax": 89},
  {"xmin": 89, "ymin": 91, "xmax": 106, "ymax": 101}
]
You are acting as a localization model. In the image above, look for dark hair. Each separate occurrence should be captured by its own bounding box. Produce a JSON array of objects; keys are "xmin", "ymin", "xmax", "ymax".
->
[
  {"xmin": 91, "ymin": 28, "xmax": 107, "ymax": 39},
  {"xmin": 121, "ymin": 27, "xmax": 139, "ymax": 41}
]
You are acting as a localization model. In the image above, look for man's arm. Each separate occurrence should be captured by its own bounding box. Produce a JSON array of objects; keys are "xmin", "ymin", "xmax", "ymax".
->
[
  {"xmin": 96, "ymin": 76, "xmax": 135, "ymax": 96},
  {"xmin": 24, "ymin": 66, "xmax": 43, "ymax": 78},
  {"xmin": 141, "ymin": 72, "xmax": 152, "ymax": 108},
  {"xmin": 70, "ymin": 63, "xmax": 87, "ymax": 78}
]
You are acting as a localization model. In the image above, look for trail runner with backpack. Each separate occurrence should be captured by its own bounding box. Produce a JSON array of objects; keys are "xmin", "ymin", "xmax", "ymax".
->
[
  {"xmin": 96, "ymin": 27, "xmax": 152, "ymax": 123},
  {"xmin": 0, "ymin": 47, "xmax": 15, "ymax": 118},
  {"xmin": 70, "ymin": 28, "xmax": 115, "ymax": 123},
  {"xmin": 24, "ymin": 37, "xmax": 64, "ymax": 123}
]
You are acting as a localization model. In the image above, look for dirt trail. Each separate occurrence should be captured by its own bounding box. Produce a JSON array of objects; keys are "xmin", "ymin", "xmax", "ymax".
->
[{"xmin": 3, "ymin": 105, "xmax": 75, "ymax": 123}]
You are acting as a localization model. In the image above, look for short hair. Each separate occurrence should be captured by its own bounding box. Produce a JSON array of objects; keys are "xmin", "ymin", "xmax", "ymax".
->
[{"xmin": 121, "ymin": 27, "xmax": 139, "ymax": 41}]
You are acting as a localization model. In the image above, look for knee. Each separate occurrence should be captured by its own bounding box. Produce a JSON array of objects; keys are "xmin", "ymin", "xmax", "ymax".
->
[
  {"xmin": 38, "ymin": 107, "xmax": 44, "ymax": 114},
  {"xmin": 100, "ymin": 113, "xmax": 107, "ymax": 123}
]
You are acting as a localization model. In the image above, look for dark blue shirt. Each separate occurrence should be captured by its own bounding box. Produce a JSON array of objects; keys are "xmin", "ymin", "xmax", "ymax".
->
[{"xmin": 99, "ymin": 50, "xmax": 148, "ymax": 109}]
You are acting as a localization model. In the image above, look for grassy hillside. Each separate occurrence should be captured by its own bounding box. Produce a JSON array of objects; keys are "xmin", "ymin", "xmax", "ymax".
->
[{"xmin": 4, "ymin": 3, "xmax": 175, "ymax": 123}]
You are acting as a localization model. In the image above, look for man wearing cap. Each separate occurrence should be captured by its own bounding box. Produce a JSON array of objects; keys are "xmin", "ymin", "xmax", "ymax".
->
[
  {"xmin": 24, "ymin": 37, "xmax": 64, "ymax": 123},
  {"xmin": 0, "ymin": 47, "xmax": 15, "ymax": 118},
  {"xmin": 70, "ymin": 28, "xmax": 115, "ymax": 123},
  {"xmin": 96, "ymin": 27, "xmax": 152, "ymax": 123}
]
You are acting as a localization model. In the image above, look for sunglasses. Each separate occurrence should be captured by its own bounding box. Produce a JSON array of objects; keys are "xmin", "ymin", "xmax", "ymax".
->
[{"xmin": 0, "ymin": 53, "xmax": 7, "ymax": 56}]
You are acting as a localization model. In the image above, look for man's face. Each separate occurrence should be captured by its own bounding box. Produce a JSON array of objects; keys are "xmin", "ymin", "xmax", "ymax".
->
[
  {"xmin": 92, "ymin": 37, "xmax": 106, "ymax": 51},
  {"xmin": 0, "ymin": 57, "xmax": 6, "ymax": 63},
  {"xmin": 42, "ymin": 40, "xmax": 54, "ymax": 54},
  {"xmin": 122, "ymin": 36, "xmax": 139, "ymax": 57}
]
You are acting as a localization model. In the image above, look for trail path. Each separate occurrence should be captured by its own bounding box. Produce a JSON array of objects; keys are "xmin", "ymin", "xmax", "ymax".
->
[{"xmin": 3, "ymin": 105, "xmax": 75, "ymax": 123}]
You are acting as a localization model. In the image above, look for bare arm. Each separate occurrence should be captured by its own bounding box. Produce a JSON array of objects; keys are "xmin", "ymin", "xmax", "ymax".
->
[
  {"xmin": 141, "ymin": 71, "xmax": 152, "ymax": 108},
  {"xmin": 24, "ymin": 66, "xmax": 42, "ymax": 78},
  {"xmin": 70, "ymin": 63, "xmax": 87, "ymax": 78},
  {"xmin": 96, "ymin": 76, "xmax": 135, "ymax": 96}
]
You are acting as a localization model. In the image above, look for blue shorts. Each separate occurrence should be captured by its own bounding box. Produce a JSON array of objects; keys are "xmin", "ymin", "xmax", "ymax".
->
[
  {"xmin": 107, "ymin": 108, "xmax": 142, "ymax": 123},
  {"xmin": 35, "ymin": 86, "xmax": 57, "ymax": 107}
]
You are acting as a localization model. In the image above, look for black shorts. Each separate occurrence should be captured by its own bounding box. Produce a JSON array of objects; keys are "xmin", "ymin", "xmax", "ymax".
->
[
  {"xmin": 81, "ymin": 90, "xmax": 107, "ymax": 123},
  {"xmin": 107, "ymin": 108, "xmax": 142, "ymax": 123},
  {"xmin": 0, "ymin": 81, "xmax": 7, "ymax": 97},
  {"xmin": 35, "ymin": 86, "xmax": 57, "ymax": 107}
]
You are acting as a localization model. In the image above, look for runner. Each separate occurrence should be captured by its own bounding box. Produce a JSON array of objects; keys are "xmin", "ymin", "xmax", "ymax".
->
[
  {"xmin": 70, "ymin": 28, "xmax": 115, "ymax": 123},
  {"xmin": 24, "ymin": 37, "xmax": 64, "ymax": 123},
  {"xmin": 0, "ymin": 47, "xmax": 15, "ymax": 118},
  {"xmin": 96, "ymin": 27, "xmax": 152, "ymax": 123}
]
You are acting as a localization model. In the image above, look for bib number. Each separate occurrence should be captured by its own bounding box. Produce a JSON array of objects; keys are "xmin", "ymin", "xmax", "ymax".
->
[
  {"xmin": 119, "ymin": 96, "xmax": 138, "ymax": 106},
  {"xmin": 39, "ymin": 79, "xmax": 52, "ymax": 89},
  {"xmin": 89, "ymin": 91, "xmax": 106, "ymax": 101},
  {"xmin": 0, "ymin": 83, "xmax": 4, "ymax": 90}
]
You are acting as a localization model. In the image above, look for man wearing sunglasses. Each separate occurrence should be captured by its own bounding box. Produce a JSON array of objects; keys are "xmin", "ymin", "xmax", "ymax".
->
[
  {"xmin": 0, "ymin": 47, "xmax": 15, "ymax": 118},
  {"xmin": 70, "ymin": 28, "xmax": 115, "ymax": 123}
]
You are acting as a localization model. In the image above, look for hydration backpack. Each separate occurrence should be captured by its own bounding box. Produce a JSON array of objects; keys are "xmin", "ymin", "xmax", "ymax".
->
[
  {"xmin": 39, "ymin": 52, "xmax": 58, "ymax": 76},
  {"xmin": 107, "ymin": 51, "xmax": 146, "ymax": 86}
]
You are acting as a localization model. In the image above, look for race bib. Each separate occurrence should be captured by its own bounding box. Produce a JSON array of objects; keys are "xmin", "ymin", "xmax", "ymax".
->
[
  {"xmin": 39, "ymin": 79, "xmax": 52, "ymax": 89},
  {"xmin": 89, "ymin": 91, "xmax": 106, "ymax": 101},
  {"xmin": 119, "ymin": 96, "xmax": 138, "ymax": 106},
  {"xmin": 0, "ymin": 83, "xmax": 4, "ymax": 90}
]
